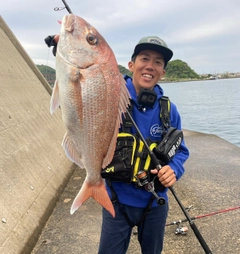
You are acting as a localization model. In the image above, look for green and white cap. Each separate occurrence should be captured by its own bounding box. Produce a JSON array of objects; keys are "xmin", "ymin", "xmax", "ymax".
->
[{"xmin": 131, "ymin": 36, "xmax": 173, "ymax": 65}]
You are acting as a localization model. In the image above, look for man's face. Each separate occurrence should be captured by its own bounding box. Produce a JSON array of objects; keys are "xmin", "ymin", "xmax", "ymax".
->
[{"xmin": 128, "ymin": 50, "xmax": 166, "ymax": 94}]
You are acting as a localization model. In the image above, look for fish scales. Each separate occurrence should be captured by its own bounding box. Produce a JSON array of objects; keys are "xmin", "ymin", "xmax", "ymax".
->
[{"xmin": 50, "ymin": 14, "xmax": 130, "ymax": 217}]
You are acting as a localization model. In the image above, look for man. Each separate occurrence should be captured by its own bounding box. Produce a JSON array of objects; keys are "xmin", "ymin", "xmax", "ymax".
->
[
  {"xmin": 98, "ymin": 36, "xmax": 189, "ymax": 254},
  {"xmin": 45, "ymin": 35, "xmax": 189, "ymax": 254}
]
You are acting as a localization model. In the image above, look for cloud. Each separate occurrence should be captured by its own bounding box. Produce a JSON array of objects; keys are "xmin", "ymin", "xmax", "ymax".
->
[{"xmin": 1, "ymin": 0, "xmax": 240, "ymax": 73}]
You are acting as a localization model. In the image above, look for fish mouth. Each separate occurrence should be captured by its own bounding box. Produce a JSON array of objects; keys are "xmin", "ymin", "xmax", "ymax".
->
[
  {"xmin": 63, "ymin": 14, "xmax": 75, "ymax": 33},
  {"xmin": 59, "ymin": 14, "xmax": 95, "ymax": 69}
]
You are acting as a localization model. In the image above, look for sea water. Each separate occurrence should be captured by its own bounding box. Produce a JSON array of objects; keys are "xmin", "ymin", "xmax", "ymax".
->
[{"xmin": 161, "ymin": 78, "xmax": 240, "ymax": 147}]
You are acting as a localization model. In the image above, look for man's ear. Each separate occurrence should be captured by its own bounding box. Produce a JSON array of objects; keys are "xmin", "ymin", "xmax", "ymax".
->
[
  {"xmin": 161, "ymin": 69, "xmax": 166, "ymax": 78},
  {"xmin": 128, "ymin": 61, "xmax": 134, "ymax": 72}
]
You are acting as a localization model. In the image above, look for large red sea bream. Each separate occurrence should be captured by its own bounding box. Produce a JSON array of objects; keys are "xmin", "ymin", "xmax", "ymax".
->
[{"xmin": 50, "ymin": 14, "xmax": 130, "ymax": 217}]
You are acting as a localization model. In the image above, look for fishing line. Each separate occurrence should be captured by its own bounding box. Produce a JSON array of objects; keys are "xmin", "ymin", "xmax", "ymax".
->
[{"xmin": 44, "ymin": 47, "xmax": 50, "ymax": 73}]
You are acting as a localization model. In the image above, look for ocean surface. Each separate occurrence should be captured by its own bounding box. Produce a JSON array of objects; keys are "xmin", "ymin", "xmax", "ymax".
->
[{"xmin": 160, "ymin": 78, "xmax": 240, "ymax": 147}]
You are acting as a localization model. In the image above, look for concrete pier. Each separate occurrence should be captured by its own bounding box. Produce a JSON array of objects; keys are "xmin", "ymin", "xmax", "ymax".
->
[{"xmin": 31, "ymin": 131, "xmax": 240, "ymax": 254}]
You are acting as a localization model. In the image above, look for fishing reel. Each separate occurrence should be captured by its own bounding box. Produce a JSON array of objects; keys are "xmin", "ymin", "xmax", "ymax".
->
[
  {"xmin": 174, "ymin": 221, "xmax": 188, "ymax": 235},
  {"xmin": 175, "ymin": 226, "xmax": 188, "ymax": 235},
  {"xmin": 135, "ymin": 171, "xmax": 165, "ymax": 206}
]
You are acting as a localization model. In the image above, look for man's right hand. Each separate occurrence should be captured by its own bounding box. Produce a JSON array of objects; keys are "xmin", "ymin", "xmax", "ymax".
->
[{"xmin": 44, "ymin": 35, "xmax": 59, "ymax": 56}]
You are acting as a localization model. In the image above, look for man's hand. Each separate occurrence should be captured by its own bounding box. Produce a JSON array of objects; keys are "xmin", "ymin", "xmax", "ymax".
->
[
  {"xmin": 44, "ymin": 35, "xmax": 60, "ymax": 56},
  {"xmin": 151, "ymin": 165, "xmax": 176, "ymax": 187}
]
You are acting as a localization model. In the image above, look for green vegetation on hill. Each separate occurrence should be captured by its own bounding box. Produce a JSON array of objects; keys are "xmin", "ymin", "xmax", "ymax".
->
[
  {"xmin": 118, "ymin": 65, "xmax": 132, "ymax": 77},
  {"xmin": 36, "ymin": 59, "xmax": 200, "ymax": 87},
  {"xmin": 117, "ymin": 60, "xmax": 200, "ymax": 81},
  {"xmin": 36, "ymin": 64, "xmax": 132, "ymax": 87},
  {"xmin": 36, "ymin": 64, "xmax": 56, "ymax": 87},
  {"xmin": 165, "ymin": 59, "xmax": 200, "ymax": 81}
]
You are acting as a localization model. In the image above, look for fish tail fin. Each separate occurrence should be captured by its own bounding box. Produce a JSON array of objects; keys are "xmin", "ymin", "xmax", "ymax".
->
[{"xmin": 70, "ymin": 180, "xmax": 115, "ymax": 217}]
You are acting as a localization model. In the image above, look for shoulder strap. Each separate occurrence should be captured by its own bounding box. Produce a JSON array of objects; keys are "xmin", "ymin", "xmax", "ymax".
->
[
  {"xmin": 122, "ymin": 100, "xmax": 134, "ymax": 133},
  {"xmin": 122, "ymin": 96, "xmax": 171, "ymax": 133},
  {"xmin": 160, "ymin": 96, "xmax": 171, "ymax": 131}
]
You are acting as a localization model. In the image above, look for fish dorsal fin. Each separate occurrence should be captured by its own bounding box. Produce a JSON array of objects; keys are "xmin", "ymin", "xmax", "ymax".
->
[
  {"xmin": 50, "ymin": 80, "xmax": 60, "ymax": 114},
  {"xmin": 102, "ymin": 76, "xmax": 131, "ymax": 168},
  {"xmin": 62, "ymin": 132, "xmax": 84, "ymax": 169}
]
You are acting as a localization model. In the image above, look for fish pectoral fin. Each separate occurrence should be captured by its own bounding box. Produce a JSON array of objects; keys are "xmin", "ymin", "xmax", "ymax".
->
[
  {"xmin": 102, "ymin": 76, "xmax": 131, "ymax": 169},
  {"xmin": 62, "ymin": 133, "xmax": 84, "ymax": 168},
  {"xmin": 50, "ymin": 80, "xmax": 60, "ymax": 114},
  {"xmin": 70, "ymin": 180, "xmax": 115, "ymax": 217}
]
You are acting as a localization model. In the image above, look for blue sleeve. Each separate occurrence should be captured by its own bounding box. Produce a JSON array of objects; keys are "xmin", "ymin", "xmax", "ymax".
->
[{"xmin": 168, "ymin": 102, "xmax": 189, "ymax": 180}]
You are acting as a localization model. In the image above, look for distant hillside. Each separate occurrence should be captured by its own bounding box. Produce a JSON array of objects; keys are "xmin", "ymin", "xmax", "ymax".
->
[
  {"xmin": 36, "ymin": 64, "xmax": 131, "ymax": 87},
  {"xmin": 118, "ymin": 65, "xmax": 132, "ymax": 77},
  {"xmin": 36, "ymin": 64, "xmax": 56, "ymax": 87},
  {"xmin": 165, "ymin": 59, "xmax": 200, "ymax": 80},
  {"xmin": 118, "ymin": 60, "xmax": 200, "ymax": 81},
  {"xmin": 37, "ymin": 60, "xmax": 200, "ymax": 86}
]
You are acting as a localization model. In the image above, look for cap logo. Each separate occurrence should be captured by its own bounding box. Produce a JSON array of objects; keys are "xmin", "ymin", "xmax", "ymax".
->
[{"xmin": 148, "ymin": 38, "xmax": 164, "ymax": 45}]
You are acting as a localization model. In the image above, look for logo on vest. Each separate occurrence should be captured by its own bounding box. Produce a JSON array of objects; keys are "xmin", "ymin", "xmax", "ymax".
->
[{"xmin": 150, "ymin": 124, "xmax": 163, "ymax": 138}]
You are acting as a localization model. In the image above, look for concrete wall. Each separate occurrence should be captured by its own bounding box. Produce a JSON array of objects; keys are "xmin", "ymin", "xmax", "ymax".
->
[{"xmin": 0, "ymin": 16, "xmax": 75, "ymax": 254}]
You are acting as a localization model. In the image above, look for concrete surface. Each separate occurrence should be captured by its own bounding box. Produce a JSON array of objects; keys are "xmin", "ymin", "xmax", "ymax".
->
[
  {"xmin": 0, "ymin": 16, "xmax": 75, "ymax": 254},
  {"xmin": 32, "ymin": 130, "xmax": 240, "ymax": 254}
]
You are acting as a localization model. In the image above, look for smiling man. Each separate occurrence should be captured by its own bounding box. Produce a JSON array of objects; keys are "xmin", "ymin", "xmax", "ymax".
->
[
  {"xmin": 128, "ymin": 36, "xmax": 172, "ymax": 93},
  {"xmin": 99, "ymin": 36, "xmax": 189, "ymax": 254},
  {"xmin": 45, "ymin": 31, "xmax": 189, "ymax": 254}
]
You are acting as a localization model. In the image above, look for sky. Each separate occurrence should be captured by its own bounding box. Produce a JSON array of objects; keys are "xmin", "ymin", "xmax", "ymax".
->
[{"xmin": 1, "ymin": 0, "xmax": 240, "ymax": 74}]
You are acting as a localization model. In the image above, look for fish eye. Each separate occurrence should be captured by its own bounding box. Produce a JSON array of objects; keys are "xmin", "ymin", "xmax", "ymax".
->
[{"xmin": 86, "ymin": 33, "xmax": 97, "ymax": 45}]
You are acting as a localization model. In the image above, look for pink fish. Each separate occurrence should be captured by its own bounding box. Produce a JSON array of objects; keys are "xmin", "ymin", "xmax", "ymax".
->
[{"xmin": 50, "ymin": 14, "xmax": 130, "ymax": 217}]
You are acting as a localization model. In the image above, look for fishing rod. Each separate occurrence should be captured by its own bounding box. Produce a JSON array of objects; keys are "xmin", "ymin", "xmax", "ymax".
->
[
  {"xmin": 54, "ymin": 0, "xmax": 73, "ymax": 13},
  {"xmin": 166, "ymin": 205, "xmax": 240, "ymax": 226},
  {"xmin": 126, "ymin": 110, "xmax": 212, "ymax": 254},
  {"xmin": 62, "ymin": 0, "xmax": 72, "ymax": 13}
]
